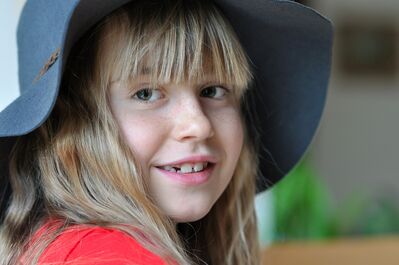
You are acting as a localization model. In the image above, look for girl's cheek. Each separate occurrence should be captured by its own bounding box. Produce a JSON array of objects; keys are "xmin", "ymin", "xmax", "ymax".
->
[
  {"xmin": 118, "ymin": 112, "xmax": 167, "ymax": 164},
  {"xmin": 209, "ymin": 106, "xmax": 243, "ymax": 133},
  {"xmin": 207, "ymin": 106, "xmax": 244, "ymax": 154}
]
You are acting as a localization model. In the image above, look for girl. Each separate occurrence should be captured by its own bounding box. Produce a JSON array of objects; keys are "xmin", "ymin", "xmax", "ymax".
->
[{"xmin": 0, "ymin": 0, "xmax": 332, "ymax": 264}]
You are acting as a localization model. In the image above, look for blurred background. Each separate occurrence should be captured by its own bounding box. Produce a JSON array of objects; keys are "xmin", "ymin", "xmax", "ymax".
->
[
  {"xmin": 262, "ymin": 0, "xmax": 399, "ymax": 263},
  {"xmin": 263, "ymin": 0, "xmax": 399, "ymax": 243},
  {"xmin": 1, "ymin": 0, "xmax": 399, "ymax": 263}
]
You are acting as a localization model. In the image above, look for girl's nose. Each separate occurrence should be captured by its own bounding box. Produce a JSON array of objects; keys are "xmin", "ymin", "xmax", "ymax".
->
[{"xmin": 171, "ymin": 97, "xmax": 215, "ymax": 143}]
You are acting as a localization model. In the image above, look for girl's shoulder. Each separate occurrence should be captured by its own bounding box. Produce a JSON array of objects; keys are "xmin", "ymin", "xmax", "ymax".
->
[{"xmin": 34, "ymin": 222, "xmax": 167, "ymax": 264}]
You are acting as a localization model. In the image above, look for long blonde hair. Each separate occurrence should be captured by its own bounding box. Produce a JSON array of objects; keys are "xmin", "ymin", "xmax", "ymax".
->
[{"xmin": 0, "ymin": 0, "xmax": 260, "ymax": 264}]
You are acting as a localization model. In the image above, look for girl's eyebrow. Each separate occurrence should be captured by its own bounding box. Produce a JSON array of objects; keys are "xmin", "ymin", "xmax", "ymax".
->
[
  {"xmin": 113, "ymin": 77, "xmax": 229, "ymax": 89},
  {"xmin": 111, "ymin": 65, "xmax": 226, "ymax": 87}
]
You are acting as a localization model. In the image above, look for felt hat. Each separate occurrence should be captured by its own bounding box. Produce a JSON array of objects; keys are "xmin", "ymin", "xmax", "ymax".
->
[{"xmin": 0, "ymin": 0, "xmax": 333, "ymax": 198}]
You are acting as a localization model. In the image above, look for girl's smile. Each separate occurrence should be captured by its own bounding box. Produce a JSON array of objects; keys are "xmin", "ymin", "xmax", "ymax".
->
[
  {"xmin": 109, "ymin": 76, "xmax": 244, "ymax": 223},
  {"xmin": 154, "ymin": 154, "xmax": 217, "ymax": 185},
  {"xmin": 154, "ymin": 160, "xmax": 215, "ymax": 185}
]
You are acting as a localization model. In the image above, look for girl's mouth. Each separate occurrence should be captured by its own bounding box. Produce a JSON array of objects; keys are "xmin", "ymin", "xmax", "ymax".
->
[
  {"xmin": 156, "ymin": 162, "xmax": 212, "ymax": 174},
  {"xmin": 155, "ymin": 163, "xmax": 215, "ymax": 185}
]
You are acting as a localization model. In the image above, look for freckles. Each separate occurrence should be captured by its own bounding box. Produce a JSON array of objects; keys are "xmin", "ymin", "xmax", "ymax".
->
[
  {"xmin": 210, "ymin": 107, "xmax": 243, "ymax": 132},
  {"xmin": 119, "ymin": 114, "xmax": 167, "ymax": 161},
  {"xmin": 209, "ymin": 107, "xmax": 244, "ymax": 155}
]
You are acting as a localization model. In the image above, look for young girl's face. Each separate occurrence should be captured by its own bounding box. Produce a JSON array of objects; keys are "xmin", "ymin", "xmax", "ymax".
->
[{"xmin": 109, "ymin": 74, "xmax": 244, "ymax": 223}]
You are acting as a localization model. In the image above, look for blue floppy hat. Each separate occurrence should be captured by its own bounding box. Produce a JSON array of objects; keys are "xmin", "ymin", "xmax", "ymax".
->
[{"xmin": 0, "ymin": 0, "xmax": 333, "ymax": 194}]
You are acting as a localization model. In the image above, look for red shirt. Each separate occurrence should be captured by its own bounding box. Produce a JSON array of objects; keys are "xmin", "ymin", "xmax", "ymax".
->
[{"xmin": 22, "ymin": 223, "xmax": 168, "ymax": 264}]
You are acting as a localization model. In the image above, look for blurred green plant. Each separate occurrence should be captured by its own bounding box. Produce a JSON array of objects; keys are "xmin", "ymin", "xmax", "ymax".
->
[
  {"xmin": 271, "ymin": 159, "xmax": 399, "ymax": 241},
  {"xmin": 335, "ymin": 195, "xmax": 399, "ymax": 237},
  {"xmin": 272, "ymin": 160, "xmax": 336, "ymax": 241}
]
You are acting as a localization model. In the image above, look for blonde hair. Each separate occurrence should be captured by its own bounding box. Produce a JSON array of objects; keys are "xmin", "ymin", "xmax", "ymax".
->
[{"xmin": 0, "ymin": 0, "xmax": 260, "ymax": 264}]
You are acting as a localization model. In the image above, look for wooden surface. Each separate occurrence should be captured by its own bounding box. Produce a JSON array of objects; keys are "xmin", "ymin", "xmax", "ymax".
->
[{"xmin": 262, "ymin": 236, "xmax": 399, "ymax": 265}]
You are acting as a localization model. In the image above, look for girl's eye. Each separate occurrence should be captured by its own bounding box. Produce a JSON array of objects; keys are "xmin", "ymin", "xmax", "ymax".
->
[
  {"xmin": 132, "ymin": 88, "xmax": 163, "ymax": 102},
  {"xmin": 200, "ymin": 86, "xmax": 229, "ymax": 99}
]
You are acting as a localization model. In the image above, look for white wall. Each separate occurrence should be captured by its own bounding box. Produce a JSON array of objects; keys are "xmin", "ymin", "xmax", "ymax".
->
[{"xmin": 0, "ymin": 0, "xmax": 26, "ymax": 111}]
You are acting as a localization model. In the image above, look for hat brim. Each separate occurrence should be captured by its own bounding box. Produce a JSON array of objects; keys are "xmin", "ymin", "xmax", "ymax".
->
[
  {"xmin": 216, "ymin": 0, "xmax": 333, "ymax": 191},
  {"xmin": 0, "ymin": 0, "xmax": 333, "ymax": 194}
]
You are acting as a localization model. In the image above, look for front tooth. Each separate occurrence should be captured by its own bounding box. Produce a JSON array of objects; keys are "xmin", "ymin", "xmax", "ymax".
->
[
  {"xmin": 180, "ymin": 163, "xmax": 193, "ymax": 173},
  {"xmin": 163, "ymin": 165, "xmax": 176, "ymax": 172},
  {"xmin": 193, "ymin": 163, "xmax": 204, "ymax": 172}
]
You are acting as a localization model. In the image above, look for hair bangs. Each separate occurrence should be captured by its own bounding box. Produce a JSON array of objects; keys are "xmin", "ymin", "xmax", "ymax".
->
[{"xmin": 102, "ymin": 0, "xmax": 253, "ymax": 98}]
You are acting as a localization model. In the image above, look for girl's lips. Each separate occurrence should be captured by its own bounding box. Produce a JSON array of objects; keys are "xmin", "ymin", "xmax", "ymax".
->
[
  {"xmin": 156, "ymin": 155, "xmax": 218, "ymax": 167},
  {"xmin": 155, "ymin": 163, "xmax": 215, "ymax": 185}
]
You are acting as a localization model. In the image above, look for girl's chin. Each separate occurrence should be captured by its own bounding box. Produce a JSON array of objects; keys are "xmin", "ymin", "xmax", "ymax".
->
[{"xmin": 169, "ymin": 207, "xmax": 211, "ymax": 223}]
